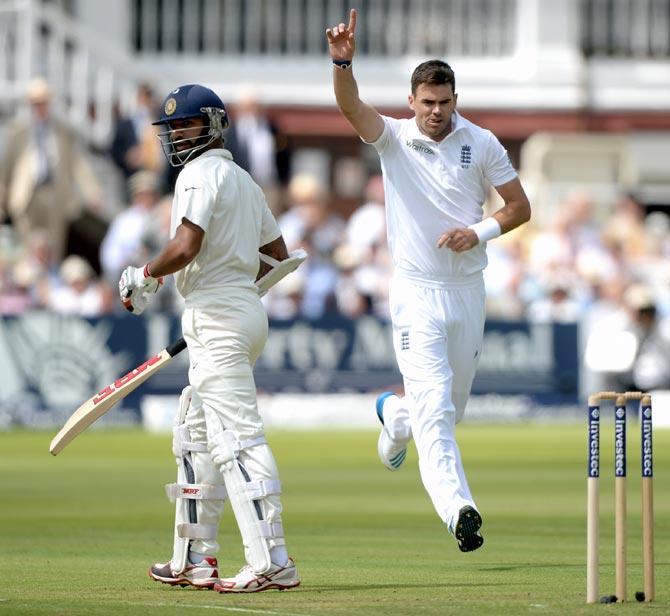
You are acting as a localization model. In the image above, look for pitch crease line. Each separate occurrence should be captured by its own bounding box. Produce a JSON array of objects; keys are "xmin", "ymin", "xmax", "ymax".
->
[{"xmin": 125, "ymin": 602, "xmax": 313, "ymax": 616}]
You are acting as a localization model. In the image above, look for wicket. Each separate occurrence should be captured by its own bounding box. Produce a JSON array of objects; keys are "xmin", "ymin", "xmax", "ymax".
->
[{"xmin": 586, "ymin": 391, "xmax": 654, "ymax": 604}]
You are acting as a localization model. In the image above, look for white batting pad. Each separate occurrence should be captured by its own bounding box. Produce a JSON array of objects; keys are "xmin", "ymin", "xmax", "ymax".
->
[
  {"xmin": 209, "ymin": 428, "xmax": 283, "ymax": 574},
  {"xmin": 169, "ymin": 387, "xmax": 227, "ymax": 574}
]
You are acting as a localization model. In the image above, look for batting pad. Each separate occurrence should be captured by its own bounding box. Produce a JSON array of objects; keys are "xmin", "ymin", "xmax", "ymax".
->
[
  {"xmin": 169, "ymin": 387, "xmax": 227, "ymax": 574},
  {"xmin": 209, "ymin": 428, "xmax": 283, "ymax": 574}
]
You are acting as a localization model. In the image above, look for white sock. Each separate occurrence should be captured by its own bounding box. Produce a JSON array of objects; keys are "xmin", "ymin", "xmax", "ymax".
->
[
  {"xmin": 188, "ymin": 550, "xmax": 208, "ymax": 564},
  {"xmin": 270, "ymin": 545, "xmax": 289, "ymax": 567}
]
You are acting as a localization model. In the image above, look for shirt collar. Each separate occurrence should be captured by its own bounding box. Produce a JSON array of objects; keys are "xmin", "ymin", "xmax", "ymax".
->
[
  {"xmin": 185, "ymin": 148, "xmax": 233, "ymax": 166},
  {"xmin": 408, "ymin": 110, "xmax": 465, "ymax": 144}
]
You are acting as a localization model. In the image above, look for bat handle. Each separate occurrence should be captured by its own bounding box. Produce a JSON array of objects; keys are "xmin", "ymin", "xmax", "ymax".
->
[{"xmin": 167, "ymin": 337, "xmax": 187, "ymax": 356}]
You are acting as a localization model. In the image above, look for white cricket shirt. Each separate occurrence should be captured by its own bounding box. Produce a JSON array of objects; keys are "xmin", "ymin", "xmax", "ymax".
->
[
  {"xmin": 170, "ymin": 148, "xmax": 280, "ymax": 306},
  {"xmin": 369, "ymin": 111, "xmax": 517, "ymax": 285}
]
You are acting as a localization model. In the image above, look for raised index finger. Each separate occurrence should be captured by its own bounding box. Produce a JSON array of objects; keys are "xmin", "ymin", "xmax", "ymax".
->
[{"xmin": 348, "ymin": 8, "xmax": 357, "ymax": 33}]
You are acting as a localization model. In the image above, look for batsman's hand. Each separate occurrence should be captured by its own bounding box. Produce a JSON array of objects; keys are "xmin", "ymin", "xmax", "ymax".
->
[
  {"xmin": 326, "ymin": 8, "xmax": 357, "ymax": 61},
  {"xmin": 118, "ymin": 265, "xmax": 163, "ymax": 315}
]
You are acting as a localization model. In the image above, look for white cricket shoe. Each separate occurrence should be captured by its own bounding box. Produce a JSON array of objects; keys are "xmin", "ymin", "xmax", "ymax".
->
[
  {"xmin": 376, "ymin": 391, "xmax": 407, "ymax": 471},
  {"xmin": 148, "ymin": 557, "xmax": 219, "ymax": 588},
  {"xmin": 213, "ymin": 558, "xmax": 300, "ymax": 593}
]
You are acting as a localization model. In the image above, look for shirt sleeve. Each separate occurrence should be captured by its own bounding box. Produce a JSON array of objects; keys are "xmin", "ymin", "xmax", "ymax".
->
[
  {"xmin": 173, "ymin": 164, "xmax": 217, "ymax": 232},
  {"xmin": 362, "ymin": 115, "xmax": 398, "ymax": 154},
  {"xmin": 483, "ymin": 131, "xmax": 518, "ymax": 187}
]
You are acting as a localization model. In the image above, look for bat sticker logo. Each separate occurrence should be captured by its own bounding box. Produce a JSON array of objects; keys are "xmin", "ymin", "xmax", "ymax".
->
[{"xmin": 92, "ymin": 354, "xmax": 163, "ymax": 404}]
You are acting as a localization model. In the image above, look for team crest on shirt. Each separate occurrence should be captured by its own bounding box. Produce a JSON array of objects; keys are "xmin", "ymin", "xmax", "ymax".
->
[
  {"xmin": 405, "ymin": 140, "xmax": 435, "ymax": 156},
  {"xmin": 460, "ymin": 144, "xmax": 472, "ymax": 168}
]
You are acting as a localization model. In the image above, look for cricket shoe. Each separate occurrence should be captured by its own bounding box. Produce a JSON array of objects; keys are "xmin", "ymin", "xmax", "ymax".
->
[
  {"xmin": 452, "ymin": 505, "xmax": 484, "ymax": 553},
  {"xmin": 213, "ymin": 558, "xmax": 300, "ymax": 593},
  {"xmin": 148, "ymin": 557, "xmax": 219, "ymax": 588},
  {"xmin": 376, "ymin": 391, "xmax": 407, "ymax": 471}
]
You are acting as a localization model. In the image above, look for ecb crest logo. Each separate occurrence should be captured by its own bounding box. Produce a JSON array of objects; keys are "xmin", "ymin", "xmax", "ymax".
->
[{"xmin": 460, "ymin": 144, "xmax": 472, "ymax": 168}]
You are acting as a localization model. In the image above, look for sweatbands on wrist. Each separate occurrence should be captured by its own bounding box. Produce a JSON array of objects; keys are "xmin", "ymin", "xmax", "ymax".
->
[
  {"xmin": 468, "ymin": 218, "xmax": 501, "ymax": 244},
  {"xmin": 332, "ymin": 59, "xmax": 352, "ymax": 70}
]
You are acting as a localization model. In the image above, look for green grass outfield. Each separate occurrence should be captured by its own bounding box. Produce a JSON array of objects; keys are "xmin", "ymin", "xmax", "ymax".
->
[{"xmin": 1, "ymin": 424, "xmax": 668, "ymax": 615}]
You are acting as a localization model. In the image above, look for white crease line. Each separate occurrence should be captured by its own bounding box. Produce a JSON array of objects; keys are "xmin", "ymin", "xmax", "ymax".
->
[{"xmin": 125, "ymin": 602, "xmax": 313, "ymax": 616}]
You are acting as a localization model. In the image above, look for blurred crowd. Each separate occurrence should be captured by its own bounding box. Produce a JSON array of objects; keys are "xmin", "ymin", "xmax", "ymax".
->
[{"xmin": 1, "ymin": 78, "xmax": 669, "ymax": 393}]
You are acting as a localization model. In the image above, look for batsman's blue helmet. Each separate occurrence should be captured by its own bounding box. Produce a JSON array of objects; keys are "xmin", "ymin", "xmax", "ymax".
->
[{"xmin": 153, "ymin": 84, "xmax": 229, "ymax": 167}]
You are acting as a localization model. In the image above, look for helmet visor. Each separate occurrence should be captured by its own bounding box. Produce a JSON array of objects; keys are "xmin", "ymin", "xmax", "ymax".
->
[{"xmin": 156, "ymin": 123, "xmax": 215, "ymax": 167}]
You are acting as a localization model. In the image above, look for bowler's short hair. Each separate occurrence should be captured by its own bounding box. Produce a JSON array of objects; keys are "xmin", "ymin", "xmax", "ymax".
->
[{"xmin": 411, "ymin": 60, "xmax": 456, "ymax": 95}]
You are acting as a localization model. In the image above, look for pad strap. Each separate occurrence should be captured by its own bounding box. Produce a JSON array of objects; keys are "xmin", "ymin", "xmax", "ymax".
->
[
  {"xmin": 244, "ymin": 479, "xmax": 281, "ymax": 500},
  {"xmin": 165, "ymin": 483, "xmax": 228, "ymax": 502},
  {"xmin": 177, "ymin": 523, "xmax": 218, "ymax": 540},
  {"xmin": 259, "ymin": 520, "xmax": 284, "ymax": 539},
  {"xmin": 173, "ymin": 424, "xmax": 208, "ymax": 457},
  {"xmin": 239, "ymin": 435, "xmax": 267, "ymax": 450}
]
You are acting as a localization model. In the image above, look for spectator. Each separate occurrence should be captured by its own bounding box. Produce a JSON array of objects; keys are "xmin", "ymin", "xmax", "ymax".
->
[
  {"xmin": 0, "ymin": 258, "xmax": 41, "ymax": 314},
  {"xmin": 623, "ymin": 284, "xmax": 670, "ymax": 392},
  {"xmin": 278, "ymin": 173, "xmax": 345, "ymax": 255},
  {"xmin": 484, "ymin": 234, "xmax": 528, "ymax": 319},
  {"xmin": 603, "ymin": 193, "xmax": 648, "ymax": 262},
  {"xmin": 3, "ymin": 229, "xmax": 61, "ymax": 311},
  {"xmin": 140, "ymin": 194, "xmax": 184, "ymax": 315},
  {"xmin": 47, "ymin": 255, "xmax": 112, "ymax": 316},
  {"xmin": 100, "ymin": 170, "xmax": 160, "ymax": 285},
  {"xmin": 0, "ymin": 77, "xmax": 103, "ymax": 263},
  {"xmin": 332, "ymin": 174, "xmax": 391, "ymax": 318},
  {"xmin": 110, "ymin": 83, "xmax": 166, "ymax": 194},
  {"xmin": 225, "ymin": 86, "xmax": 290, "ymax": 212},
  {"xmin": 345, "ymin": 174, "xmax": 386, "ymax": 249},
  {"xmin": 526, "ymin": 272, "xmax": 581, "ymax": 323},
  {"xmin": 526, "ymin": 205, "xmax": 574, "ymax": 278},
  {"xmin": 332, "ymin": 244, "xmax": 369, "ymax": 318},
  {"xmin": 262, "ymin": 270, "xmax": 305, "ymax": 320},
  {"xmin": 296, "ymin": 236, "xmax": 340, "ymax": 319}
]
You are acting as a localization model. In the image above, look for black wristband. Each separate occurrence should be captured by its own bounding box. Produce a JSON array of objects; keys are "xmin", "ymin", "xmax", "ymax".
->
[{"xmin": 332, "ymin": 59, "xmax": 352, "ymax": 70}]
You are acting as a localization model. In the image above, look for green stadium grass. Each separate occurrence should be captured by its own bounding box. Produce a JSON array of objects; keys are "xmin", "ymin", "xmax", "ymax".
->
[{"xmin": 0, "ymin": 423, "xmax": 668, "ymax": 615}]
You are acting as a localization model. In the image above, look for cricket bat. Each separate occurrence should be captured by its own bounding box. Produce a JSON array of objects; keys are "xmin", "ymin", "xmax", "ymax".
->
[{"xmin": 49, "ymin": 338, "xmax": 187, "ymax": 456}]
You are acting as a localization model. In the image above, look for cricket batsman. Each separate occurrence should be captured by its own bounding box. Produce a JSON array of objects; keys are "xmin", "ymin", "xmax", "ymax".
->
[{"xmin": 118, "ymin": 84, "xmax": 303, "ymax": 592}]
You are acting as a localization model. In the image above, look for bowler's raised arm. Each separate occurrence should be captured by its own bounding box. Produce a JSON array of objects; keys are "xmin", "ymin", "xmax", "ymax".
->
[{"xmin": 326, "ymin": 8, "xmax": 384, "ymax": 143}]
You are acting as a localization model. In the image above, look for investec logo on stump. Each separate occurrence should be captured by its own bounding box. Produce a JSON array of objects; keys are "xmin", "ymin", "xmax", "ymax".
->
[
  {"xmin": 614, "ymin": 406, "xmax": 626, "ymax": 477},
  {"xmin": 588, "ymin": 406, "xmax": 599, "ymax": 478},
  {"xmin": 642, "ymin": 406, "xmax": 653, "ymax": 477}
]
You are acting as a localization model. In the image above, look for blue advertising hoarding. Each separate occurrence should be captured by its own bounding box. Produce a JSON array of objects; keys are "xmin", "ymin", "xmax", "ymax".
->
[{"xmin": 0, "ymin": 312, "xmax": 579, "ymax": 427}]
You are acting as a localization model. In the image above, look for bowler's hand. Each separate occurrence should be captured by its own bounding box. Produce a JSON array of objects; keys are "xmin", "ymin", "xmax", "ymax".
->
[
  {"xmin": 119, "ymin": 265, "xmax": 163, "ymax": 314},
  {"xmin": 326, "ymin": 8, "xmax": 357, "ymax": 61},
  {"xmin": 437, "ymin": 228, "xmax": 479, "ymax": 253}
]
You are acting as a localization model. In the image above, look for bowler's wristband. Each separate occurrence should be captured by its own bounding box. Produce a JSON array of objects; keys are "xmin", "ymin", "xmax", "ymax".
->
[
  {"xmin": 332, "ymin": 59, "xmax": 352, "ymax": 70},
  {"xmin": 468, "ymin": 218, "xmax": 501, "ymax": 244}
]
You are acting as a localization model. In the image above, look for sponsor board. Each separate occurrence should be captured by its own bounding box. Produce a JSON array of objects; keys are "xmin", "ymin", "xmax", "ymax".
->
[{"xmin": 0, "ymin": 312, "xmax": 579, "ymax": 427}]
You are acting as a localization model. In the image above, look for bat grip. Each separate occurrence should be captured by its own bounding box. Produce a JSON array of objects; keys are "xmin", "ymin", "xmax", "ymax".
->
[{"xmin": 166, "ymin": 337, "xmax": 187, "ymax": 356}]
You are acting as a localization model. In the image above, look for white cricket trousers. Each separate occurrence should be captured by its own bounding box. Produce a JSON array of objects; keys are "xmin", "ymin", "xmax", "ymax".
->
[
  {"xmin": 180, "ymin": 292, "xmax": 284, "ymax": 557},
  {"xmin": 387, "ymin": 274, "xmax": 486, "ymax": 529}
]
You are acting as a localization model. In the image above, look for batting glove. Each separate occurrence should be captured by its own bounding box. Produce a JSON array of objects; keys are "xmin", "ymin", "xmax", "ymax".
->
[{"xmin": 119, "ymin": 264, "xmax": 163, "ymax": 315}]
